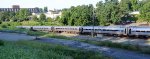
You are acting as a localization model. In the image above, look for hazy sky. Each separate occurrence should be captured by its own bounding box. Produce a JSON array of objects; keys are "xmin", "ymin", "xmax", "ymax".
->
[{"xmin": 0, "ymin": 0, "xmax": 103, "ymax": 9}]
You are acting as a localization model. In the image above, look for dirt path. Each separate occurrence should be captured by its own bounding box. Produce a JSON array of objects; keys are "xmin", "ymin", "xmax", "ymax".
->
[
  {"xmin": 0, "ymin": 32, "xmax": 35, "ymax": 41},
  {"xmin": 37, "ymin": 38, "xmax": 150, "ymax": 59}
]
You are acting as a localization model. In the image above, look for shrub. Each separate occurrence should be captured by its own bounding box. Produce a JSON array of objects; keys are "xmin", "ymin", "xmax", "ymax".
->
[{"xmin": 0, "ymin": 40, "xmax": 4, "ymax": 46}]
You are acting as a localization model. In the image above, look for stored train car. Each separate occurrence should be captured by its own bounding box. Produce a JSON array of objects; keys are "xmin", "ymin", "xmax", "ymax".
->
[
  {"xmin": 128, "ymin": 26, "xmax": 150, "ymax": 36},
  {"xmin": 16, "ymin": 26, "xmax": 150, "ymax": 37},
  {"xmin": 32, "ymin": 26, "xmax": 53, "ymax": 32},
  {"xmin": 81, "ymin": 26, "xmax": 101, "ymax": 34},
  {"xmin": 16, "ymin": 26, "xmax": 31, "ymax": 29},
  {"xmin": 54, "ymin": 26, "xmax": 82, "ymax": 34},
  {"xmin": 97, "ymin": 26, "xmax": 126, "ymax": 35}
]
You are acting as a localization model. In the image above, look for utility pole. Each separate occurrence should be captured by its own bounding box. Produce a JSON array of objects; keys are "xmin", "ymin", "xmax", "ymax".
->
[{"xmin": 92, "ymin": 7, "xmax": 95, "ymax": 38}]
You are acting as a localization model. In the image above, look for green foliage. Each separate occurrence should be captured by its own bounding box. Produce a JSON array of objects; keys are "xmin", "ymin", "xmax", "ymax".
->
[
  {"xmin": 32, "ymin": 15, "xmax": 38, "ymax": 21},
  {"xmin": 0, "ymin": 40, "xmax": 4, "ymax": 46},
  {"xmin": 16, "ymin": 9, "xmax": 31, "ymax": 21},
  {"xmin": 39, "ymin": 13, "xmax": 46, "ymax": 21},
  {"xmin": 140, "ymin": 1, "xmax": 150, "ymax": 23},
  {"xmin": 47, "ymin": 17, "xmax": 53, "ymax": 22},
  {"xmin": 96, "ymin": 1, "xmax": 122, "ymax": 25},
  {"xmin": 130, "ymin": 0, "xmax": 139, "ymax": 11},
  {"xmin": 61, "ymin": 5, "xmax": 97, "ymax": 26},
  {"xmin": 0, "ymin": 40, "xmax": 110, "ymax": 59}
]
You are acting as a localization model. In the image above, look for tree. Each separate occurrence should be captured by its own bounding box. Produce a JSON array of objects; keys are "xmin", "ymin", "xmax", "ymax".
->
[
  {"xmin": 32, "ymin": 15, "xmax": 38, "ymax": 21},
  {"xmin": 39, "ymin": 13, "xmax": 46, "ymax": 21},
  {"xmin": 119, "ymin": 0, "xmax": 132, "ymax": 14},
  {"xmin": 96, "ymin": 1, "xmax": 122, "ymax": 25},
  {"xmin": 10, "ymin": 16, "xmax": 17, "ymax": 22},
  {"xmin": 140, "ymin": 1, "xmax": 150, "ymax": 23},
  {"xmin": 130, "ymin": 0, "xmax": 139, "ymax": 11},
  {"xmin": 61, "ymin": 5, "xmax": 94, "ymax": 26},
  {"xmin": 44, "ymin": 7, "xmax": 48, "ymax": 13},
  {"xmin": 16, "ymin": 9, "xmax": 31, "ymax": 22},
  {"xmin": 47, "ymin": 17, "xmax": 53, "ymax": 22}
]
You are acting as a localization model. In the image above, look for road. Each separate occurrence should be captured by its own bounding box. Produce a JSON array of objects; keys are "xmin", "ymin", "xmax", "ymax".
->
[{"xmin": 0, "ymin": 32, "xmax": 150, "ymax": 59}]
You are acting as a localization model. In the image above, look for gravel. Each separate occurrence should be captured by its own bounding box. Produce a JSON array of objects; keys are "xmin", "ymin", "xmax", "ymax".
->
[{"xmin": 37, "ymin": 38, "xmax": 150, "ymax": 59}]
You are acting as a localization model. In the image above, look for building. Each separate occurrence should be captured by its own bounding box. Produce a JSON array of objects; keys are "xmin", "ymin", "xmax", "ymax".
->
[
  {"xmin": 32, "ymin": 9, "xmax": 62, "ymax": 19},
  {"xmin": 12, "ymin": 5, "xmax": 20, "ymax": 8},
  {"xmin": 0, "ymin": 5, "xmax": 42, "ymax": 13},
  {"xmin": 129, "ymin": 11, "xmax": 140, "ymax": 15}
]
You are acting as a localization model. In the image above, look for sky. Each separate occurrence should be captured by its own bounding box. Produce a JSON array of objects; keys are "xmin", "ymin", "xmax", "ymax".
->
[{"xmin": 0, "ymin": 0, "xmax": 103, "ymax": 10}]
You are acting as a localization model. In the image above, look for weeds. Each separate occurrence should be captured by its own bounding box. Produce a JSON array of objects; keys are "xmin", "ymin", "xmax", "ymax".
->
[{"xmin": 0, "ymin": 40, "xmax": 110, "ymax": 59}]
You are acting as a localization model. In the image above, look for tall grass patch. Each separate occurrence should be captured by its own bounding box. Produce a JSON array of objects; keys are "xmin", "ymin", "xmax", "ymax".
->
[{"xmin": 0, "ymin": 40, "xmax": 110, "ymax": 59}]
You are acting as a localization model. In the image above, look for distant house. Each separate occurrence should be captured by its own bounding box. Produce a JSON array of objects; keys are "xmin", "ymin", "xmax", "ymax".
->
[{"xmin": 32, "ymin": 9, "xmax": 62, "ymax": 19}]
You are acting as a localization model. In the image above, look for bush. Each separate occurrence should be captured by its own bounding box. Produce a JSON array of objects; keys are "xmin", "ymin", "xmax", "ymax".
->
[{"xmin": 0, "ymin": 40, "xmax": 4, "ymax": 46}]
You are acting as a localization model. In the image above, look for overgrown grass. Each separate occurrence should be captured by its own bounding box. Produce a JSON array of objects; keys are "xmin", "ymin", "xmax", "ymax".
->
[
  {"xmin": 27, "ymin": 31, "xmax": 48, "ymax": 36},
  {"xmin": 0, "ymin": 40, "xmax": 110, "ymax": 59}
]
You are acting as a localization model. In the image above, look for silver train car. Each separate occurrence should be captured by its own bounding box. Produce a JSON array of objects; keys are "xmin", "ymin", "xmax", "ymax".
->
[
  {"xmin": 31, "ymin": 26, "xmax": 53, "ymax": 32},
  {"xmin": 98, "ymin": 26, "xmax": 126, "ymax": 35},
  {"xmin": 128, "ymin": 26, "xmax": 150, "ymax": 36},
  {"xmin": 16, "ymin": 26, "xmax": 150, "ymax": 37},
  {"xmin": 54, "ymin": 26, "xmax": 82, "ymax": 34}
]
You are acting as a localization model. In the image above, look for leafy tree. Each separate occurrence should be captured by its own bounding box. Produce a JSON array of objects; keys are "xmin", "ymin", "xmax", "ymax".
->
[
  {"xmin": 140, "ymin": 1, "xmax": 150, "ymax": 23},
  {"xmin": 16, "ymin": 9, "xmax": 31, "ymax": 22},
  {"xmin": 130, "ymin": 0, "xmax": 139, "ymax": 11},
  {"xmin": 96, "ymin": 1, "xmax": 121, "ymax": 25},
  {"xmin": 61, "ymin": 5, "xmax": 94, "ymax": 26},
  {"xmin": 119, "ymin": 0, "xmax": 132, "ymax": 14},
  {"xmin": 10, "ymin": 16, "xmax": 17, "ymax": 22},
  {"xmin": 32, "ymin": 15, "xmax": 38, "ymax": 21},
  {"xmin": 39, "ymin": 13, "xmax": 46, "ymax": 21},
  {"xmin": 47, "ymin": 17, "xmax": 53, "ymax": 22}
]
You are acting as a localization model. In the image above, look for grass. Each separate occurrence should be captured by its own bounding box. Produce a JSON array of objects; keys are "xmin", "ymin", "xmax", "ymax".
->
[{"xmin": 0, "ymin": 40, "xmax": 111, "ymax": 59}]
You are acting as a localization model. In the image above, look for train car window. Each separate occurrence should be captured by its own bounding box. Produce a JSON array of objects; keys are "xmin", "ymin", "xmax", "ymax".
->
[
  {"xmin": 141, "ymin": 31, "xmax": 145, "ymax": 32},
  {"xmin": 136, "ymin": 31, "xmax": 140, "ymax": 32}
]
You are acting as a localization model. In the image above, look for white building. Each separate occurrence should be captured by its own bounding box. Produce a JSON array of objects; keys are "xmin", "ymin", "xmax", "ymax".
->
[
  {"xmin": 32, "ymin": 9, "xmax": 62, "ymax": 19},
  {"xmin": 129, "ymin": 11, "xmax": 140, "ymax": 15}
]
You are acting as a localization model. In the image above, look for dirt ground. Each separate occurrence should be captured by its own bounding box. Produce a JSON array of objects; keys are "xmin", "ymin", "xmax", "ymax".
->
[
  {"xmin": 0, "ymin": 32, "xmax": 35, "ymax": 41},
  {"xmin": 59, "ymin": 33, "xmax": 150, "ymax": 47}
]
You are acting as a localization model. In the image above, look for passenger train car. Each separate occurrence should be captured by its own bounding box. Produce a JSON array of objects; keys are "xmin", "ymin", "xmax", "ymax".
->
[
  {"xmin": 31, "ymin": 26, "xmax": 53, "ymax": 32},
  {"xmin": 54, "ymin": 26, "xmax": 82, "ymax": 34},
  {"xmin": 16, "ymin": 26, "xmax": 150, "ymax": 37},
  {"xmin": 127, "ymin": 26, "xmax": 150, "ymax": 36}
]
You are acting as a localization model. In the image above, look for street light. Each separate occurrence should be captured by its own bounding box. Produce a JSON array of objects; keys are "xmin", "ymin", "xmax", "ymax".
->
[{"xmin": 91, "ymin": 7, "xmax": 95, "ymax": 38}]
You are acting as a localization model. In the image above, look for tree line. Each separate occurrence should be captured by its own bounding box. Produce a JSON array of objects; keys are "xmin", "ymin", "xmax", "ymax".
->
[
  {"xmin": 60, "ymin": 0, "xmax": 150, "ymax": 26},
  {"xmin": 0, "ymin": 0, "xmax": 150, "ymax": 26}
]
